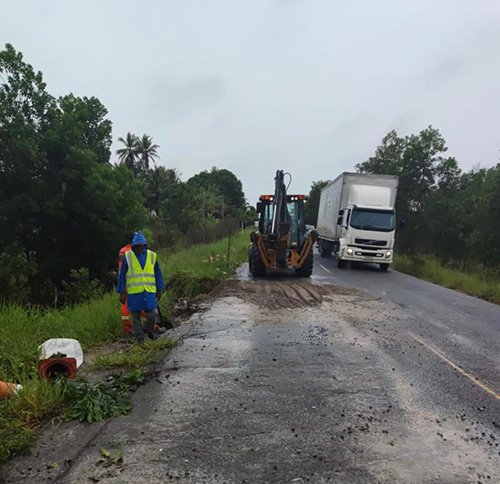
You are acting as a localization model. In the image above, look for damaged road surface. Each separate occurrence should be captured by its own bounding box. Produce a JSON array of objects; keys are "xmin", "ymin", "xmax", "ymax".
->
[{"xmin": 4, "ymin": 268, "xmax": 500, "ymax": 483}]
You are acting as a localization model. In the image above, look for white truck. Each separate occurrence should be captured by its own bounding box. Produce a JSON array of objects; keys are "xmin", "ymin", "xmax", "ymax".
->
[{"xmin": 316, "ymin": 172, "xmax": 399, "ymax": 271}]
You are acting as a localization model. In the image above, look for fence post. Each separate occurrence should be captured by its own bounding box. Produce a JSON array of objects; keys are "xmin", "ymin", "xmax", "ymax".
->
[{"xmin": 226, "ymin": 229, "xmax": 231, "ymax": 269}]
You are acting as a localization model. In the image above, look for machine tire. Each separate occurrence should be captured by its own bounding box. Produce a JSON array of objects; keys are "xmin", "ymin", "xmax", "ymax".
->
[
  {"xmin": 337, "ymin": 258, "xmax": 346, "ymax": 268},
  {"xmin": 296, "ymin": 251, "xmax": 313, "ymax": 277},
  {"xmin": 379, "ymin": 263, "xmax": 389, "ymax": 272},
  {"xmin": 250, "ymin": 244, "xmax": 266, "ymax": 277}
]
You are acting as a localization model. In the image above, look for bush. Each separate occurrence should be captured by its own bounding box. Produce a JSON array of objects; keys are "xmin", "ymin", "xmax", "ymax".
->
[
  {"xmin": 61, "ymin": 268, "xmax": 105, "ymax": 305},
  {"xmin": 0, "ymin": 251, "xmax": 36, "ymax": 304}
]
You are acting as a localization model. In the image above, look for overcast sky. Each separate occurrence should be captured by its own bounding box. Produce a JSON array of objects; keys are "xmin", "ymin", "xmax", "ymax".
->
[{"xmin": 2, "ymin": 1, "xmax": 500, "ymax": 203}]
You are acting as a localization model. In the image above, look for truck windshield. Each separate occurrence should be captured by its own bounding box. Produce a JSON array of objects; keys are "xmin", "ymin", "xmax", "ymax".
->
[{"xmin": 350, "ymin": 208, "xmax": 395, "ymax": 232}]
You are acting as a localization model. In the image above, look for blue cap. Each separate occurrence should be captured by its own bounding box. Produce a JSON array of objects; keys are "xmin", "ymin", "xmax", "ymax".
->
[{"xmin": 131, "ymin": 231, "xmax": 147, "ymax": 246}]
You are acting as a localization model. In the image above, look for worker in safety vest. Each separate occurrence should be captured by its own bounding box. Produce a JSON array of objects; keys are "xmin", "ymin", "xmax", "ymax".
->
[
  {"xmin": 118, "ymin": 238, "xmax": 163, "ymax": 335},
  {"xmin": 116, "ymin": 231, "xmax": 165, "ymax": 342}
]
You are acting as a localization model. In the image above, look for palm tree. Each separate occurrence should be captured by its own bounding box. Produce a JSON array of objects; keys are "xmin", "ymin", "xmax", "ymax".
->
[
  {"xmin": 136, "ymin": 134, "xmax": 160, "ymax": 171},
  {"xmin": 116, "ymin": 133, "xmax": 139, "ymax": 172}
]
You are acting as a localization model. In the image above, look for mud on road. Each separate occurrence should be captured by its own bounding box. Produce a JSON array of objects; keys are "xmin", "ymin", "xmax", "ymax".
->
[
  {"xmin": 208, "ymin": 279, "xmax": 355, "ymax": 309},
  {"xmin": 3, "ymin": 277, "xmax": 499, "ymax": 483}
]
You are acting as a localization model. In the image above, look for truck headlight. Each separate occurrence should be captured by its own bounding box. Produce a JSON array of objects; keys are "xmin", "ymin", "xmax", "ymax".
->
[
  {"xmin": 385, "ymin": 251, "xmax": 392, "ymax": 258},
  {"xmin": 347, "ymin": 248, "xmax": 353, "ymax": 256}
]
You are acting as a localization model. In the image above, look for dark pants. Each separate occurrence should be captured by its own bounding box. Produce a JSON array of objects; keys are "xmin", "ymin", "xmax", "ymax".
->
[{"xmin": 131, "ymin": 309, "xmax": 157, "ymax": 342}]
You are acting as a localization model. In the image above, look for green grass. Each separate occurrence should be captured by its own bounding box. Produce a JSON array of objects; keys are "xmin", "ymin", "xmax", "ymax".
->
[
  {"xmin": 0, "ymin": 378, "xmax": 62, "ymax": 463},
  {"xmin": 0, "ymin": 293, "xmax": 121, "ymax": 382},
  {"xmin": 90, "ymin": 338, "xmax": 176, "ymax": 369},
  {"xmin": 158, "ymin": 229, "xmax": 250, "ymax": 300},
  {"xmin": 0, "ymin": 229, "xmax": 251, "ymax": 463},
  {"xmin": 159, "ymin": 229, "xmax": 249, "ymax": 277},
  {"xmin": 394, "ymin": 255, "xmax": 500, "ymax": 304}
]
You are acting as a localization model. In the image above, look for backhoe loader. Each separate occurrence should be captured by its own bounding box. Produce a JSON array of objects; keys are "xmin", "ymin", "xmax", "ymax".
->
[{"xmin": 248, "ymin": 170, "xmax": 317, "ymax": 277}]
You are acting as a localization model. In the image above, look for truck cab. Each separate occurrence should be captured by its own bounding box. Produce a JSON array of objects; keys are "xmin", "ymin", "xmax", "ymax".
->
[{"xmin": 336, "ymin": 203, "xmax": 395, "ymax": 269}]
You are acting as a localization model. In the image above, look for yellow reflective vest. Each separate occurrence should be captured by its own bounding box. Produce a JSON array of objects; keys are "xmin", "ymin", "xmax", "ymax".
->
[{"xmin": 125, "ymin": 250, "xmax": 157, "ymax": 294}]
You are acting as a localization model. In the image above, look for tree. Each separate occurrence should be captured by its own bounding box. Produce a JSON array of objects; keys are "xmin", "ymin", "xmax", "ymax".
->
[
  {"xmin": 117, "ymin": 133, "xmax": 160, "ymax": 178},
  {"xmin": 472, "ymin": 164, "xmax": 500, "ymax": 269},
  {"xmin": 39, "ymin": 151, "xmax": 146, "ymax": 296},
  {"xmin": 420, "ymin": 157, "xmax": 466, "ymax": 264},
  {"xmin": 360, "ymin": 130, "xmax": 500, "ymax": 271},
  {"xmin": 0, "ymin": 43, "xmax": 57, "ymax": 299},
  {"xmin": 357, "ymin": 130, "xmax": 404, "ymax": 176},
  {"xmin": 143, "ymin": 166, "xmax": 181, "ymax": 215},
  {"xmin": 136, "ymin": 134, "xmax": 160, "ymax": 172},
  {"xmin": 52, "ymin": 94, "xmax": 112, "ymax": 163},
  {"xmin": 357, "ymin": 126, "xmax": 451, "ymax": 254},
  {"xmin": 35, "ymin": 98, "xmax": 147, "ymax": 301},
  {"xmin": 186, "ymin": 166, "xmax": 246, "ymax": 216},
  {"xmin": 0, "ymin": 44, "xmax": 147, "ymax": 303},
  {"xmin": 304, "ymin": 180, "xmax": 331, "ymax": 226},
  {"xmin": 182, "ymin": 185, "xmax": 224, "ymax": 243},
  {"xmin": 116, "ymin": 132, "xmax": 139, "ymax": 173}
]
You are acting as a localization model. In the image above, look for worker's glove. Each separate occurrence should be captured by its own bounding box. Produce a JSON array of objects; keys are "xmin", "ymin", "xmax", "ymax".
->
[{"xmin": 119, "ymin": 293, "xmax": 127, "ymax": 305}]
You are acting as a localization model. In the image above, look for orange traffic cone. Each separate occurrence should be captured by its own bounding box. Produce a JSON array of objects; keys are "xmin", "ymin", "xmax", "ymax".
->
[
  {"xmin": 38, "ymin": 357, "xmax": 77, "ymax": 380},
  {"xmin": 0, "ymin": 380, "xmax": 22, "ymax": 398},
  {"xmin": 121, "ymin": 302, "xmax": 133, "ymax": 334}
]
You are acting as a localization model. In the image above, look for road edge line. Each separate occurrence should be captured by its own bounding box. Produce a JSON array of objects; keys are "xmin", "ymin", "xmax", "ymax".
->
[{"xmin": 408, "ymin": 331, "xmax": 500, "ymax": 401}]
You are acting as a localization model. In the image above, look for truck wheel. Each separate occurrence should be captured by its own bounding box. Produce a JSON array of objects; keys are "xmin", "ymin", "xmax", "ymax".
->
[
  {"xmin": 296, "ymin": 251, "xmax": 313, "ymax": 277},
  {"xmin": 379, "ymin": 263, "xmax": 389, "ymax": 272},
  {"xmin": 250, "ymin": 245, "xmax": 266, "ymax": 277},
  {"xmin": 323, "ymin": 243, "xmax": 332, "ymax": 258},
  {"xmin": 319, "ymin": 241, "xmax": 326, "ymax": 258},
  {"xmin": 337, "ymin": 258, "xmax": 346, "ymax": 268}
]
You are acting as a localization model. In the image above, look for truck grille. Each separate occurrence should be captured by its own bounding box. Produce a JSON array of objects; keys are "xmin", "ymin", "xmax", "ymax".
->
[
  {"xmin": 355, "ymin": 238, "xmax": 387, "ymax": 247},
  {"xmin": 355, "ymin": 251, "xmax": 384, "ymax": 257}
]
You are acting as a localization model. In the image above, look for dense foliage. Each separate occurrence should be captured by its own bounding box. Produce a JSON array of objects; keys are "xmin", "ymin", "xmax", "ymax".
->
[
  {"xmin": 138, "ymin": 165, "xmax": 250, "ymax": 247},
  {"xmin": 304, "ymin": 180, "xmax": 331, "ymax": 226},
  {"xmin": 0, "ymin": 44, "xmax": 147, "ymax": 304},
  {"xmin": 0, "ymin": 45, "xmax": 250, "ymax": 305}
]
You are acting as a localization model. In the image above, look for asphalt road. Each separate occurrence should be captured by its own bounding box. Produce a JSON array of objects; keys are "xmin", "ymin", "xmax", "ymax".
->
[
  {"xmin": 312, "ymin": 254, "xmax": 500, "ymax": 400},
  {"xmin": 4, "ymin": 255, "xmax": 499, "ymax": 483}
]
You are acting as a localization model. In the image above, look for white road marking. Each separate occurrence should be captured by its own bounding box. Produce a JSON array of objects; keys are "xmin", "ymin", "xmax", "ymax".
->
[
  {"xmin": 408, "ymin": 332, "xmax": 500, "ymax": 401},
  {"xmin": 320, "ymin": 264, "xmax": 331, "ymax": 273}
]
